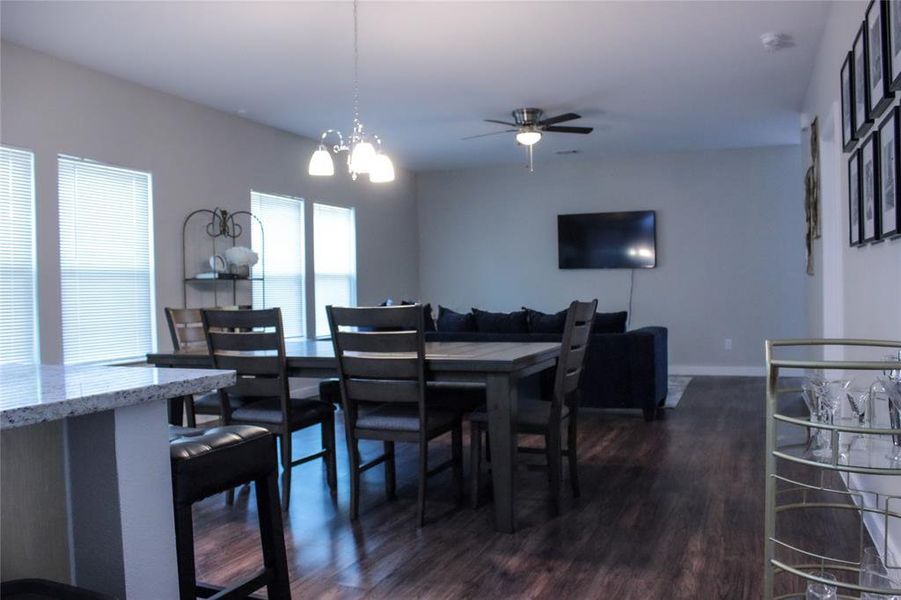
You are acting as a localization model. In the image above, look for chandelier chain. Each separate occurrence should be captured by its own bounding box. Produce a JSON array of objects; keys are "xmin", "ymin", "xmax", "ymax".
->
[{"xmin": 352, "ymin": 0, "xmax": 360, "ymax": 130}]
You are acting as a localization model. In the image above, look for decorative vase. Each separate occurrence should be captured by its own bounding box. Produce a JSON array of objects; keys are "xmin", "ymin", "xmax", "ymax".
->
[{"xmin": 229, "ymin": 263, "xmax": 250, "ymax": 279}]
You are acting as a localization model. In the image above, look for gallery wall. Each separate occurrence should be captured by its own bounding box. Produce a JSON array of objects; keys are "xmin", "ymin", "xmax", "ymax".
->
[
  {"xmin": 801, "ymin": 1, "xmax": 901, "ymax": 560},
  {"xmin": 0, "ymin": 41, "xmax": 420, "ymax": 361},
  {"xmin": 416, "ymin": 145, "xmax": 808, "ymax": 373}
]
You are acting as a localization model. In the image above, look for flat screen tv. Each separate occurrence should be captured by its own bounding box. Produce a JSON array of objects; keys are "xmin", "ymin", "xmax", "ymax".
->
[{"xmin": 558, "ymin": 211, "xmax": 657, "ymax": 269}]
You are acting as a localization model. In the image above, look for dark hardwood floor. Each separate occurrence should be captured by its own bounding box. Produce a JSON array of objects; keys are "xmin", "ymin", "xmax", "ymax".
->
[{"xmin": 191, "ymin": 376, "xmax": 861, "ymax": 599}]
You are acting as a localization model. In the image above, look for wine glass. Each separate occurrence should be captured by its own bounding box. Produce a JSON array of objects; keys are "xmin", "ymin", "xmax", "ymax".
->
[
  {"xmin": 806, "ymin": 571, "xmax": 837, "ymax": 600},
  {"xmin": 803, "ymin": 380, "xmax": 826, "ymax": 456},
  {"xmin": 814, "ymin": 379, "xmax": 852, "ymax": 460},
  {"xmin": 847, "ymin": 388, "xmax": 869, "ymax": 426},
  {"xmin": 880, "ymin": 378, "xmax": 901, "ymax": 463}
]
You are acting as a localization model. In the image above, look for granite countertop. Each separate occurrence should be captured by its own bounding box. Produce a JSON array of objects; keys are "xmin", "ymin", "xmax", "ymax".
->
[{"xmin": 0, "ymin": 364, "xmax": 235, "ymax": 430}]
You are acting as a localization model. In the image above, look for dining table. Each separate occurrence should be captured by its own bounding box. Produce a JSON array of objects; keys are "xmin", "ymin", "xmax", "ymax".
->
[{"xmin": 147, "ymin": 338, "xmax": 561, "ymax": 533}]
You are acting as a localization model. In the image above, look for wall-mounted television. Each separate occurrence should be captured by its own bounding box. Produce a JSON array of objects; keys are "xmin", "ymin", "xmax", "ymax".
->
[{"xmin": 558, "ymin": 211, "xmax": 657, "ymax": 269}]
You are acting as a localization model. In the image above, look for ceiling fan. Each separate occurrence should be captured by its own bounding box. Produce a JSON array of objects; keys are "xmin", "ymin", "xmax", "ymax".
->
[{"xmin": 463, "ymin": 108, "xmax": 593, "ymax": 172}]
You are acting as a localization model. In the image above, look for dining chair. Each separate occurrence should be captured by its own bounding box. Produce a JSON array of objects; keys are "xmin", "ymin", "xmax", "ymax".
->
[
  {"xmin": 165, "ymin": 306, "xmax": 254, "ymax": 427},
  {"xmin": 201, "ymin": 308, "xmax": 337, "ymax": 510},
  {"xmin": 469, "ymin": 299, "xmax": 598, "ymax": 515},
  {"xmin": 327, "ymin": 304, "xmax": 464, "ymax": 527}
]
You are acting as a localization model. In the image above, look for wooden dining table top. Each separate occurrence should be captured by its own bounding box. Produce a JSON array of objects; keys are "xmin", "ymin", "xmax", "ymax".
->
[{"xmin": 147, "ymin": 339, "xmax": 561, "ymax": 374}]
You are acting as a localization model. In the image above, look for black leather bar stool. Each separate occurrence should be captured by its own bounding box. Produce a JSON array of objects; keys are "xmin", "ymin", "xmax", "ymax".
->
[{"xmin": 169, "ymin": 425, "xmax": 291, "ymax": 600}]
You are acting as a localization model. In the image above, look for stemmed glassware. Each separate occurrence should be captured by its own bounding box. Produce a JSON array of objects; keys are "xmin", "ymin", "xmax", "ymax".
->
[
  {"xmin": 803, "ymin": 376, "xmax": 852, "ymax": 460},
  {"xmin": 879, "ymin": 377, "xmax": 901, "ymax": 463},
  {"xmin": 806, "ymin": 571, "xmax": 838, "ymax": 600}
]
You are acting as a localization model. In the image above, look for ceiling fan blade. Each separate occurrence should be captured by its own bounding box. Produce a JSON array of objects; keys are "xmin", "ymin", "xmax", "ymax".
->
[
  {"xmin": 484, "ymin": 119, "xmax": 518, "ymax": 126},
  {"xmin": 538, "ymin": 112, "xmax": 581, "ymax": 126},
  {"xmin": 543, "ymin": 125, "xmax": 593, "ymax": 134},
  {"xmin": 461, "ymin": 129, "xmax": 517, "ymax": 140}
]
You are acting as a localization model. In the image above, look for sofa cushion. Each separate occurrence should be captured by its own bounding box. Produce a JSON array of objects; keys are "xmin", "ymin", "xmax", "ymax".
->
[
  {"xmin": 400, "ymin": 300, "xmax": 436, "ymax": 332},
  {"xmin": 523, "ymin": 307, "xmax": 568, "ymax": 334},
  {"xmin": 437, "ymin": 306, "xmax": 476, "ymax": 332},
  {"xmin": 594, "ymin": 311, "xmax": 628, "ymax": 334},
  {"xmin": 472, "ymin": 308, "xmax": 529, "ymax": 333}
]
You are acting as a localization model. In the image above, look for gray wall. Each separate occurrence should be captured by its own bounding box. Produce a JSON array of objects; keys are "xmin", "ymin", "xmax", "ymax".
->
[
  {"xmin": 416, "ymin": 145, "xmax": 809, "ymax": 373},
  {"xmin": 0, "ymin": 42, "xmax": 419, "ymax": 361}
]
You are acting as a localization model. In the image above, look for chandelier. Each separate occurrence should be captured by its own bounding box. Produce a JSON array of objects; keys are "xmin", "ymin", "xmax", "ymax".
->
[{"xmin": 308, "ymin": 0, "xmax": 395, "ymax": 183}]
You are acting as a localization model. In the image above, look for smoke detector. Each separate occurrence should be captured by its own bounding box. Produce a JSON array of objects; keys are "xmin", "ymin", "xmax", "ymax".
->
[{"xmin": 760, "ymin": 32, "xmax": 794, "ymax": 52}]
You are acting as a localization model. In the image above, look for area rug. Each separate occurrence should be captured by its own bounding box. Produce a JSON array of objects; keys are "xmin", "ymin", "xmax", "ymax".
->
[{"xmin": 664, "ymin": 376, "xmax": 693, "ymax": 409}]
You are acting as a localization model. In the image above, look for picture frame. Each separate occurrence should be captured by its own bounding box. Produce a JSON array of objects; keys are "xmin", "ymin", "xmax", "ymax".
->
[
  {"xmin": 861, "ymin": 132, "xmax": 882, "ymax": 242},
  {"xmin": 889, "ymin": 0, "xmax": 901, "ymax": 90},
  {"xmin": 842, "ymin": 51, "xmax": 858, "ymax": 152},
  {"xmin": 878, "ymin": 105, "xmax": 901, "ymax": 237},
  {"xmin": 867, "ymin": 0, "xmax": 894, "ymax": 118},
  {"xmin": 849, "ymin": 148, "xmax": 863, "ymax": 246},
  {"xmin": 855, "ymin": 22, "xmax": 874, "ymax": 138}
]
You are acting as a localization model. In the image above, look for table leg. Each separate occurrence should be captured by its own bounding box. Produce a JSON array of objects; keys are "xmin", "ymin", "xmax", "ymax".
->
[
  {"xmin": 486, "ymin": 373, "xmax": 518, "ymax": 533},
  {"xmin": 168, "ymin": 395, "xmax": 185, "ymax": 426}
]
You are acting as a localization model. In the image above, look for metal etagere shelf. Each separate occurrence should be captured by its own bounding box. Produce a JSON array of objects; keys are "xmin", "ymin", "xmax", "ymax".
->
[
  {"xmin": 765, "ymin": 338, "xmax": 901, "ymax": 599},
  {"xmin": 182, "ymin": 208, "xmax": 265, "ymax": 308}
]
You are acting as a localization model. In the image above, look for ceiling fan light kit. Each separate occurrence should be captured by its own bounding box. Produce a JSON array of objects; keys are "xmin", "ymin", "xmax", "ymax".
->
[
  {"xmin": 308, "ymin": 0, "xmax": 395, "ymax": 183},
  {"xmin": 464, "ymin": 107, "xmax": 593, "ymax": 172}
]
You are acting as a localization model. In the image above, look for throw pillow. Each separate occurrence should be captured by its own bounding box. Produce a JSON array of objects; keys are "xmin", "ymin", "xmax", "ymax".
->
[
  {"xmin": 593, "ymin": 311, "xmax": 628, "ymax": 334},
  {"xmin": 437, "ymin": 306, "xmax": 476, "ymax": 332},
  {"xmin": 399, "ymin": 300, "xmax": 436, "ymax": 331},
  {"xmin": 523, "ymin": 307, "xmax": 568, "ymax": 334},
  {"xmin": 471, "ymin": 308, "xmax": 529, "ymax": 334}
]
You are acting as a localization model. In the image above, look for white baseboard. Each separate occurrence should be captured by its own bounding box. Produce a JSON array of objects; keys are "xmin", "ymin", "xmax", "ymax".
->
[{"xmin": 669, "ymin": 365, "xmax": 765, "ymax": 377}]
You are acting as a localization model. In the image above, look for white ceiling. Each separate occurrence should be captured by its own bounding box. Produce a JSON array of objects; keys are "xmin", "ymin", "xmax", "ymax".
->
[{"xmin": 0, "ymin": 1, "xmax": 830, "ymax": 172}]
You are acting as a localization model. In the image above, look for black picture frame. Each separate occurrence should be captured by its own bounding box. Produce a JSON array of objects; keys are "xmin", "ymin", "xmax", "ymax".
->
[
  {"xmin": 849, "ymin": 148, "xmax": 863, "ymax": 246},
  {"xmin": 888, "ymin": 0, "xmax": 901, "ymax": 91},
  {"xmin": 867, "ymin": 0, "xmax": 894, "ymax": 118},
  {"xmin": 842, "ymin": 51, "xmax": 858, "ymax": 152},
  {"xmin": 878, "ymin": 105, "xmax": 901, "ymax": 237},
  {"xmin": 855, "ymin": 22, "xmax": 874, "ymax": 138},
  {"xmin": 861, "ymin": 132, "xmax": 882, "ymax": 242}
]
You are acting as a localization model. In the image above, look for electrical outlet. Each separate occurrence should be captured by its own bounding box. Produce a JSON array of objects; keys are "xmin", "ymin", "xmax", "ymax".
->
[{"xmin": 724, "ymin": 338, "xmax": 732, "ymax": 351}]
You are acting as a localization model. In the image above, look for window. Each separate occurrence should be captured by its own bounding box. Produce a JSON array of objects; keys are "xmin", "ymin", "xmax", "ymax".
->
[
  {"xmin": 0, "ymin": 146, "xmax": 37, "ymax": 364},
  {"xmin": 314, "ymin": 203, "xmax": 356, "ymax": 337},
  {"xmin": 58, "ymin": 156, "xmax": 155, "ymax": 364},
  {"xmin": 251, "ymin": 191, "xmax": 305, "ymax": 338}
]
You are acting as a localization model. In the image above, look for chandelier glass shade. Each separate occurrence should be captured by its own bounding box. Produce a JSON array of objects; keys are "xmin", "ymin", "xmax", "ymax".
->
[{"xmin": 308, "ymin": 0, "xmax": 395, "ymax": 183}]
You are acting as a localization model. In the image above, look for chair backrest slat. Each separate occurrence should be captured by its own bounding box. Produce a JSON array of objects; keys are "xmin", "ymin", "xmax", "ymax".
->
[
  {"xmin": 553, "ymin": 300, "xmax": 598, "ymax": 413},
  {"xmin": 165, "ymin": 308, "xmax": 206, "ymax": 351},
  {"xmin": 341, "ymin": 355, "xmax": 420, "ymax": 379},
  {"xmin": 208, "ymin": 330, "xmax": 282, "ymax": 353},
  {"xmin": 345, "ymin": 379, "xmax": 420, "ymax": 404},
  {"xmin": 329, "ymin": 306, "xmax": 421, "ymax": 329},
  {"xmin": 202, "ymin": 308, "xmax": 289, "ymax": 422},
  {"xmin": 336, "ymin": 331, "xmax": 420, "ymax": 353},
  {"xmin": 328, "ymin": 304, "xmax": 427, "ymax": 431}
]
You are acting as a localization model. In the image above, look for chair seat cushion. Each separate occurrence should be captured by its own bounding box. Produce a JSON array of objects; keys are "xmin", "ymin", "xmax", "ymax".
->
[
  {"xmin": 355, "ymin": 404, "xmax": 458, "ymax": 435},
  {"xmin": 469, "ymin": 399, "xmax": 569, "ymax": 430},
  {"xmin": 169, "ymin": 425, "xmax": 275, "ymax": 504},
  {"xmin": 192, "ymin": 391, "xmax": 248, "ymax": 414},
  {"xmin": 231, "ymin": 396, "xmax": 335, "ymax": 427}
]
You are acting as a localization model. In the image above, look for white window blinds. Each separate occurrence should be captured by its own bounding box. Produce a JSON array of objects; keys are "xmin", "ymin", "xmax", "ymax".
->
[
  {"xmin": 251, "ymin": 191, "xmax": 306, "ymax": 338},
  {"xmin": 314, "ymin": 203, "xmax": 356, "ymax": 337},
  {"xmin": 58, "ymin": 156, "xmax": 155, "ymax": 364},
  {"xmin": 0, "ymin": 146, "xmax": 37, "ymax": 364}
]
